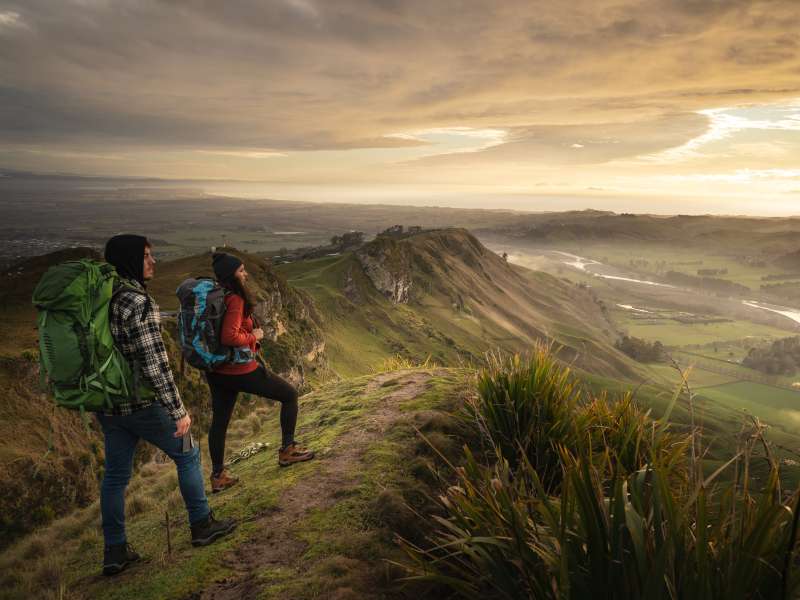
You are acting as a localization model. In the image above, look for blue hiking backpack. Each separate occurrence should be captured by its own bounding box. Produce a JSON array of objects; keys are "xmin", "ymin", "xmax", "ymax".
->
[{"xmin": 176, "ymin": 277, "xmax": 255, "ymax": 370}]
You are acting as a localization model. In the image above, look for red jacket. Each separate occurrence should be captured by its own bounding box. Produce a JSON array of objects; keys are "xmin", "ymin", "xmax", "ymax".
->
[{"xmin": 213, "ymin": 294, "xmax": 259, "ymax": 375}]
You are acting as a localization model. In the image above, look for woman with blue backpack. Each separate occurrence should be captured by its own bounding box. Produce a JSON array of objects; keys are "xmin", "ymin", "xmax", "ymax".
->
[{"xmin": 205, "ymin": 252, "xmax": 314, "ymax": 492}]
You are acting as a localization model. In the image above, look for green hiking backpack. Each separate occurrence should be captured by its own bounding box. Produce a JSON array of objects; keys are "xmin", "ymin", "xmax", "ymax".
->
[{"xmin": 32, "ymin": 259, "xmax": 152, "ymax": 414}]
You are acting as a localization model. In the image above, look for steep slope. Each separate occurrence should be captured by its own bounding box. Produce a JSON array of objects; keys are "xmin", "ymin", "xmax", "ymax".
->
[
  {"xmin": 279, "ymin": 228, "xmax": 638, "ymax": 379},
  {"xmin": 0, "ymin": 356, "xmax": 104, "ymax": 547}
]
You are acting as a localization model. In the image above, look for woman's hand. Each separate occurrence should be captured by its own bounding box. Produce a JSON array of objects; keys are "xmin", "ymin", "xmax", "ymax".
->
[{"xmin": 253, "ymin": 328, "xmax": 265, "ymax": 341}]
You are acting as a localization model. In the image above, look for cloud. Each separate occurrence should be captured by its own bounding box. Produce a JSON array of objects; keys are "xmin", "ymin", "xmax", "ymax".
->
[
  {"xmin": 406, "ymin": 112, "xmax": 709, "ymax": 166},
  {"xmin": 195, "ymin": 149, "xmax": 288, "ymax": 159},
  {"xmin": 666, "ymin": 168, "xmax": 800, "ymax": 183},
  {"xmin": 0, "ymin": 10, "xmax": 23, "ymax": 28},
  {"xmin": 0, "ymin": 0, "xmax": 799, "ymax": 184}
]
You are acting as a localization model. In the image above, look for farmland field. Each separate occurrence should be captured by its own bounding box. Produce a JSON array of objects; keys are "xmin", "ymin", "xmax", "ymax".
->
[
  {"xmin": 645, "ymin": 364, "xmax": 740, "ymax": 388},
  {"xmin": 577, "ymin": 243, "xmax": 798, "ymax": 290},
  {"xmin": 616, "ymin": 312, "xmax": 791, "ymax": 347},
  {"xmin": 696, "ymin": 381, "xmax": 800, "ymax": 430}
]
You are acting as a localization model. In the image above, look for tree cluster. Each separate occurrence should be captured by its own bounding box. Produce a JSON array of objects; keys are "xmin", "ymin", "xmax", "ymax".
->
[
  {"xmin": 615, "ymin": 335, "xmax": 665, "ymax": 363},
  {"xmin": 329, "ymin": 231, "xmax": 365, "ymax": 250},
  {"xmin": 742, "ymin": 336, "xmax": 800, "ymax": 376},
  {"xmin": 697, "ymin": 268, "xmax": 728, "ymax": 276}
]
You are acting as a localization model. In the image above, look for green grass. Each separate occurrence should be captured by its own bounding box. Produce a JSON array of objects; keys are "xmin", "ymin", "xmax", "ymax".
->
[
  {"xmin": 579, "ymin": 242, "xmax": 776, "ymax": 290},
  {"xmin": 696, "ymin": 381, "xmax": 800, "ymax": 428},
  {"xmin": 0, "ymin": 369, "xmax": 471, "ymax": 600},
  {"xmin": 401, "ymin": 347, "xmax": 800, "ymax": 599},
  {"xmin": 256, "ymin": 371, "xmax": 470, "ymax": 599},
  {"xmin": 277, "ymin": 253, "xmax": 499, "ymax": 377},
  {"xmin": 616, "ymin": 313, "xmax": 790, "ymax": 347},
  {"xmin": 645, "ymin": 364, "xmax": 739, "ymax": 388},
  {"xmin": 672, "ymin": 350, "xmax": 798, "ymax": 387},
  {"xmin": 277, "ymin": 238, "xmax": 639, "ymax": 382}
]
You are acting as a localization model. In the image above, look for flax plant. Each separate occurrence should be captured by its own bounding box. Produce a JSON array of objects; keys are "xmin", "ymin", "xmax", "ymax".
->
[
  {"xmin": 401, "ymin": 347, "xmax": 800, "ymax": 599},
  {"xmin": 470, "ymin": 346, "xmax": 580, "ymax": 491}
]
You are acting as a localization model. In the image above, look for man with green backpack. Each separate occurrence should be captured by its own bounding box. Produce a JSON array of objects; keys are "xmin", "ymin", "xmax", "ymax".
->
[{"xmin": 33, "ymin": 234, "xmax": 236, "ymax": 576}]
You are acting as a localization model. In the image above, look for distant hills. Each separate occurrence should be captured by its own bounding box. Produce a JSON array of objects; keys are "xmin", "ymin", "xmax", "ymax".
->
[
  {"xmin": 776, "ymin": 248, "xmax": 800, "ymax": 271},
  {"xmin": 477, "ymin": 212, "xmax": 800, "ymax": 255}
]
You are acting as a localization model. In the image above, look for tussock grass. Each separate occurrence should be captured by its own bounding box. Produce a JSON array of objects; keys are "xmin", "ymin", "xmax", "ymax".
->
[
  {"xmin": 401, "ymin": 345, "xmax": 800, "ymax": 599},
  {"xmin": 246, "ymin": 412, "xmax": 263, "ymax": 435},
  {"xmin": 126, "ymin": 491, "xmax": 157, "ymax": 517}
]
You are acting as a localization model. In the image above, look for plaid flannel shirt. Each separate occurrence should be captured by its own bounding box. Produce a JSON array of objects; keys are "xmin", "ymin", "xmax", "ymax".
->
[{"xmin": 106, "ymin": 281, "xmax": 186, "ymax": 420}]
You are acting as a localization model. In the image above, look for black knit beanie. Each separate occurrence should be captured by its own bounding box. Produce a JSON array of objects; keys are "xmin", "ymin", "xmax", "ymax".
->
[
  {"xmin": 212, "ymin": 252, "xmax": 243, "ymax": 283},
  {"xmin": 105, "ymin": 234, "xmax": 148, "ymax": 285}
]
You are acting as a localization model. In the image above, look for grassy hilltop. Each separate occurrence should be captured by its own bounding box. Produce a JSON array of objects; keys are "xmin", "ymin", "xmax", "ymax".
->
[{"xmin": 2, "ymin": 226, "xmax": 800, "ymax": 597}]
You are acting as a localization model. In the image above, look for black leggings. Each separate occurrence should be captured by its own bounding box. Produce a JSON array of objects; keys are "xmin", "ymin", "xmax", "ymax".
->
[{"xmin": 205, "ymin": 366, "xmax": 298, "ymax": 475}]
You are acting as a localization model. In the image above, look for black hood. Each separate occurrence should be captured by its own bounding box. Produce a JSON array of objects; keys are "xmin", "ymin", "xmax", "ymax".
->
[{"xmin": 104, "ymin": 234, "xmax": 148, "ymax": 285}]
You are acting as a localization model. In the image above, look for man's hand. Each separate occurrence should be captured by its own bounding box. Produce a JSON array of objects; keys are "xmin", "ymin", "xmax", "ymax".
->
[
  {"xmin": 253, "ymin": 328, "xmax": 265, "ymax": 341},
  {"xmin": 174, "ymin": 414, "xmax": 192, "ymax": 438}
]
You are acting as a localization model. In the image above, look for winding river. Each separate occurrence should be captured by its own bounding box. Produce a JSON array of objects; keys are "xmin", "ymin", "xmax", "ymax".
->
[{"xmin": 549, "ymin": 251, "xmax": 800, "ymax": 327}]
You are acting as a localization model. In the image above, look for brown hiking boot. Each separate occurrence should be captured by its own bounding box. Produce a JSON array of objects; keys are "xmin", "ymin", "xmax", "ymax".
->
[
  {"xmin": 279, "ymin": 442, "xmax": 315, "ymax": 467},
  {"xmin": 210, "ymin": 469, "xmax": 239, "ymax": 493}
]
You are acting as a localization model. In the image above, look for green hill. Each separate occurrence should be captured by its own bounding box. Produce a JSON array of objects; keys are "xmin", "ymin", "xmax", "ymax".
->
[
  {"xmin": 5, "ymin": 228, "xmax": 800, "ymax": 598},
  {"xmin": 277, "ymin": 228, "xmax": 637, "ymax": 379}
]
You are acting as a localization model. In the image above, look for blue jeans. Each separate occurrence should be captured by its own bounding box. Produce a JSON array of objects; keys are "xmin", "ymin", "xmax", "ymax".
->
[{"xmin": 97, "ymin": 403, "xmax": 210, "ymax": 546}]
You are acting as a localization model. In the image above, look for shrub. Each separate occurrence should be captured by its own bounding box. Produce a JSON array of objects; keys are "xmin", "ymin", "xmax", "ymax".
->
[
  {"xmin": 402, "ymin": 448, "xmax": 800, "ymax": 599},
  {"xmin": 577, "ymin": 392, "xmax": 688, "ymax": 479},
  {"xmin": 400, "ymin": 346, "xmax": 800, "ymax": 599},
  {"xmin": 470, "ymin": 346, "xmax": 579, "ymax": 490}
]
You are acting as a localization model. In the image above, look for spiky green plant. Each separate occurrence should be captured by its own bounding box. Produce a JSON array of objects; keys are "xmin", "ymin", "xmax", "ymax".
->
[
  {"xmin": 577, "ymin": 392, "xmax": 688, "ymax": 480},
  {"xmin": 401, "ymin": 442, "xmax": 800, "ymax": 599},
  {"xmin": 470, "ymin": 346, "xmax": 580, "ymax": 490},
  {"xmin": 400, "ymin": 347, "xmax": 800, "ymax": 599}
]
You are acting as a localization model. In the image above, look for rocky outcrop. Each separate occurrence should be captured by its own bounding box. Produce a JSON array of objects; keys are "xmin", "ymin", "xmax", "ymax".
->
[
  {"xmin": 240, "ymin": 256, "xmax": 326, "ymax": 384},
  {"xmin": 356, "ymin": 238, "xmax": 412, "ymax": 304},
  {"xmin": 343, "ymin": 266, "xmax": 363, "ymax": 304}
]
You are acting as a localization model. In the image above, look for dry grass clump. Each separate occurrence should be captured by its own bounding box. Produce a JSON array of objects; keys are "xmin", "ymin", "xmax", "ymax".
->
[
  {"xmin": 166, "ymin": 487, "xmax": 184, "ymax": 512},
  {"xmin": 77, "ymin": 526, "xmax": 101, "ymax": 552},
  {"xmin": 126, "ymin": 491, "xmax": 157, "ymax": 518},
  {"xmin": 246, "ymin": 412, "xmax": 263, "ymax": 435},
  {"xmin": 370, "ymin": 354, "xmax": 440, "ymax": 374}
]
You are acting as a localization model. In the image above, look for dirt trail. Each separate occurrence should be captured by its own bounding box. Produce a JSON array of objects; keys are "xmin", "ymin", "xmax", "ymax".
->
[{"xmin": 194, "ymin": 370, "xmax": 436, "ymax": 600}]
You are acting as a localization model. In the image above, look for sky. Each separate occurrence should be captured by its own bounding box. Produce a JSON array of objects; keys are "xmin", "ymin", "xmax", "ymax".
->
[{"xmin": 1, "ymin": 0, "xmax": 800, "ymax": 214}]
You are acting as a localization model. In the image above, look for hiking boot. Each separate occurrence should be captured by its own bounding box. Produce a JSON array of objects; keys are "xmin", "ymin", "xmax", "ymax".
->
[
  {"xmin": 190, "ymin": 512, "xmax": 237, "ymax": 547},
  {"xmin": 102, "ymin": 542, "xmax": 141, "ymax": 576},
  {"xmin": 278, "ymin": 442, "xmax": 315, "ymax": 467},
  {"xmin": 210, "ymin": 469, "xmax": 239, "ymax": 493}
]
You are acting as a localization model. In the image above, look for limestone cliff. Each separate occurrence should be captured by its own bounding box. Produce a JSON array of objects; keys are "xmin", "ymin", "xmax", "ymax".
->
[{"xmin": 355, "ymin": 237, "xmax": 412, "ymax": 304}]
